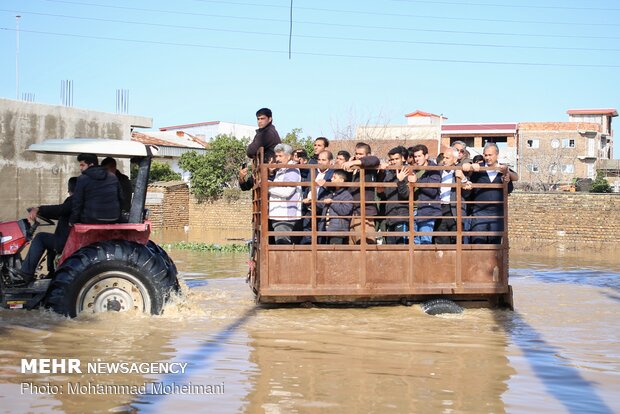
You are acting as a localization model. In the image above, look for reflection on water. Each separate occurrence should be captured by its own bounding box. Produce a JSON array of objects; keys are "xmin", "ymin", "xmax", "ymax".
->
[
  {"xmin": 0, "ymin": 233, "xmax": 618, "ymax": 413},
  {"xmin": 151, "ymin": 227, "xmax": 251, "ymax": 245}
]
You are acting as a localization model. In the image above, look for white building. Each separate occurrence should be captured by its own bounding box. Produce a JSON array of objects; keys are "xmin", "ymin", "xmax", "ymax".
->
[
  {"xmin": 159, "ymin": 121, "xmax": 256, "ymax": 142},
  {"xmin": 132, "ymin": 130, "xmax": 207, "ymax": 182}
]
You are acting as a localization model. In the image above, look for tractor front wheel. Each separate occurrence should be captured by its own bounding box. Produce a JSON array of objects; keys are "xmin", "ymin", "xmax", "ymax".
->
[{"xmin": 45, "ymin": 240, "xmax": 178, "ymax": 317}]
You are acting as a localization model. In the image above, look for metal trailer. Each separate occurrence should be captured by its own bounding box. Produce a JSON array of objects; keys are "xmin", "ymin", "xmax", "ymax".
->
[{"xmin": 247, "ymin": 158, "xmax": 513, "ymax": 309}]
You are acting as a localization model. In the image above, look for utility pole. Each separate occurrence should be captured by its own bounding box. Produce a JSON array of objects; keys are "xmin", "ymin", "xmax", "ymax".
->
[
  {"xmin": 438, "ymin": 113, "xmax": 443, "ymax": 156},
  {"xmin": 16, "ymin": 15, "xmax": 21, "ymax": 100}
]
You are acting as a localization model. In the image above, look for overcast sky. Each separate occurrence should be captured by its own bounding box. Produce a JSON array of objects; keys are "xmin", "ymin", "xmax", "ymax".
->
[{"xmin": 1, "ymin": 0, "xmax": 618, "ymax": 148}]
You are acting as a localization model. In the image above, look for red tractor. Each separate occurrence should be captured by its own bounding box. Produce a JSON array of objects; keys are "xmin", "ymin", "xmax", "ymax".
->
[{"xmin": 0, "ymin": 139, "xmax": 179, "ymax": 317}]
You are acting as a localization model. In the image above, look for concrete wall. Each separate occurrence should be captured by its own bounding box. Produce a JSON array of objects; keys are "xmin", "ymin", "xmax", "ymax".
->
[
  {"xmin": 147, "ymin": 187, "xmax": 620, "ymax": 245},
  {"xmin": 0, "ymin": 98, "xmax": 151, "ymax": 220}
]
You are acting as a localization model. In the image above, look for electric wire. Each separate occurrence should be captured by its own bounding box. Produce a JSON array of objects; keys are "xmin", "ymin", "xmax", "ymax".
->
[
  {"xmin": 2, "ymin": 27, "xmax": 619, "ymax": 68},
  {"xmin": 188, "ymin": 0, "xmax": 620, "ymax": 27},
  {"xmin": 3, "ymin": 9, "xmax": 619, "ymax": 52},
  {"xmin": 37, "ymin": 0, "xmax": 620, "ymax": 40}
]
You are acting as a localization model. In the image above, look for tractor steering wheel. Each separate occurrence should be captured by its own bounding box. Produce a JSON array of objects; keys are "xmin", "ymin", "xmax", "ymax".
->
[{"xmin": 36, "ymin": 215, "xmax": 55, "ymax": 226}]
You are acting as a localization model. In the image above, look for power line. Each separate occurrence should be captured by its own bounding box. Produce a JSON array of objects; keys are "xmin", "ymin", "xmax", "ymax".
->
[
  {"xmin": 34, "ymin": 0, "xmax": 620, "ymax": 40},
  {"xmin": 188, "ymin": 0, "xmax": 620, "ymax": 27},
  {"xmin": 4, "ymin": 9, "xmax": 620, "ymax": 52},
  {"xmin": 390, "ymin": 0, "xmax": 620, "ymax": 12},
  {"xmin": 2, "ymin": 27, "xmax": 618, "ymax": 68}
]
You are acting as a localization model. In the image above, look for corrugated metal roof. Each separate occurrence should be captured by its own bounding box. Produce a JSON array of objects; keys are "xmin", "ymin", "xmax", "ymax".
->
[{"xmin": 132, "ymin": 131, "xmax": 207, "ymax": 149}]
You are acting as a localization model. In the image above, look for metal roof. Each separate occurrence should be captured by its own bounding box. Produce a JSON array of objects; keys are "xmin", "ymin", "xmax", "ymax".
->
[{"xmin": 28, "ymin": 138, "xmax": 158, "ymax": 157}]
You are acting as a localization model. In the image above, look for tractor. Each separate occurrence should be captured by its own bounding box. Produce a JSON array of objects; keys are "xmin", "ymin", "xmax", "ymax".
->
[{"xmin": 0, "ymin": 139, "xmax": 179, "ymax": 317}]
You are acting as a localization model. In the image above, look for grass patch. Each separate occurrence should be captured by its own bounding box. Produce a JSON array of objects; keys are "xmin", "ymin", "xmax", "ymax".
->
[{"xmin": 168, "ymin": 241, "xmax": 249, "ymax": 252}]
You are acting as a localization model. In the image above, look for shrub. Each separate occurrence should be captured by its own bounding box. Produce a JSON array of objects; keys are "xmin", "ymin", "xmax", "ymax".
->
[
  {"xmin": 590, "ymin": 170, "xmax": 612, "ymax": 193},
  {"xmin": 149, "ymin": 161, "xmax": 182, "ymax": 183},
  {"xmin": 179, "ymin": 134, "xmax": 248, "ymax": 200}
]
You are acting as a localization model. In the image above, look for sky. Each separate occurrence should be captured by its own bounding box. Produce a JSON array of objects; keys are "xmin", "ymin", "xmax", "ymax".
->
[{"xmin": 1, "ymin": 0, "xmax": 619, "ymax": 145}]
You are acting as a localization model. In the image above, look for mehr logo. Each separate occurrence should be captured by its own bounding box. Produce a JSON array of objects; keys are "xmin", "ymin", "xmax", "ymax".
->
[{"xmin": 21, "ymin": 359, "xmax": 82, "ymax": 374}]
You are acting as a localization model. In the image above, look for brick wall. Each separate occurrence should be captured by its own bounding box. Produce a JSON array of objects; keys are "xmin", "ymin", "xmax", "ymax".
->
[
  {"xmin": 508, "ymin": 192, "xmax": 619, "ymax": 244},
  {"xmin": 148, "ymin": 185, "xmax": 620, "ymax": 244},
  {"xmin": 146, "ymin": 181, "xmax": 189, "ymax": 228},
  {"xmin": 188, "ymin": 190, "xmax": 253, "ymax": 230}
]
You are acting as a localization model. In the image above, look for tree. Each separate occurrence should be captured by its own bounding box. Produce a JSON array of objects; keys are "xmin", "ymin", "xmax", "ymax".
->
[
  {"xmin": 283, "ymin": 128, "xmax": 314, "ymax": 156},
  {"xmin": 149, "ymin": 161, "xmax": 181, "ymax": 183},
  {"xmin": 179, "ymin": 134, "xmax": 248, "ymax": 200},
  {"xmin": 590, "ymin": 170, "xmax": 612, "ymax": 193},
  {"xmin": 520, "ymin": 146, "xmax": 574, "ymax": 191}
]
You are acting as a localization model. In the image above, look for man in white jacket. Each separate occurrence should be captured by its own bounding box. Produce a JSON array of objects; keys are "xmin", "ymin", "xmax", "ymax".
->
[{"xmin": 269, "ymin": 144, "xmax": 302, "ymax": 244}]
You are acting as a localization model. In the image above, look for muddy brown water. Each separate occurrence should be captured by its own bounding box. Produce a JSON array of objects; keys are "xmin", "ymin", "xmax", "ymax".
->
[{"xmin": 0, "ymin": 231, "xmax": 618, "ymax": 413}]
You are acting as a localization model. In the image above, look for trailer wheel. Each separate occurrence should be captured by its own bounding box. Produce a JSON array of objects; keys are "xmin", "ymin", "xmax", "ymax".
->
[
  {"xmin": 45, "ymin": 240, "xmax": 178, "ymax": 317},
  {"xmin": 421, "ymin": 299, "xmax": 463, "ymax": 315}
]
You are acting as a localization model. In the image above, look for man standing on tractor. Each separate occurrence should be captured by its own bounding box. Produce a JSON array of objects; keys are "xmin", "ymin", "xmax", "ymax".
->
[
  {"xmin": 8, "ymin": 177, "xmax": 77, "ymax": 285},
  {"xmin": 246, "ymin": 107, "xmax": 282, "ymax": 163},
  {"xmin": 70, "ymin": 153, "xmax": 123, "ymax": 225}
]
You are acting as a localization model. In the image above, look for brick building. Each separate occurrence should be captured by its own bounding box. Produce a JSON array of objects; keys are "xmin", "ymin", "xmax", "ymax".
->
[
  {"xmin": 518, "ymin": 108, "xmax": 617, "ymax": 189},
  {"xmin": 355, "ymin": 110, "xmax": 443, "ymax": 158},
  {"xmin": 441, "ymin": 123, "xmax": 518, "ymax": 166}
]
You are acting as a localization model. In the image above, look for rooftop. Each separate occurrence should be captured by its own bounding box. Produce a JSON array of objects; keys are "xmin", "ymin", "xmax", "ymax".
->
[
  {"xmin": 132, "ymin": 131, "xmax": 208, "ymax": 149},
  {"xmin": 566, "ymin": 108, "xmax": 618, "ymax": 117},
  {"xmin": 159, "ymin": 121, "xmax": 221, "ymax": 131},
  {"xmin": 404, "ymin": 110, "xmax": 448, "ymax": 120}
]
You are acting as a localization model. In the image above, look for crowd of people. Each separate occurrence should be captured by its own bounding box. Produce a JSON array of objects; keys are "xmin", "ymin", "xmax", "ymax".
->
[{"xmin": 242, "ymin": 107, "xmax": 519, "ymax": 246}]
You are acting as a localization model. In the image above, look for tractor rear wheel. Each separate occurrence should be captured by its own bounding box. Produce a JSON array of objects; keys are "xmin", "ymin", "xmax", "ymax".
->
[{"xmin": 45, "ymin": 240, "xmax": 178, "ymax": 317}]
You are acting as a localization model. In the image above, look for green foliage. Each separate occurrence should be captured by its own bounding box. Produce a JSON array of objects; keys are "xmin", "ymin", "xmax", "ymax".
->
[
  {"xmin": 168, "ymin": 241, "xmax": 248, "ymax": 252},
  {"xmin": 179, "ymin": 134, "xmax": 249, "ymax": 200},
  {"xmin": 149, "ymin": 161, "xmax": 182, "ymax": 183},
  {"xmin": 590, "ymin": 170, "xmax": 612, "ymax": 193},
  {"xmin": 283, "ymin": 128, "xmax": 314, "ymax": 157}
]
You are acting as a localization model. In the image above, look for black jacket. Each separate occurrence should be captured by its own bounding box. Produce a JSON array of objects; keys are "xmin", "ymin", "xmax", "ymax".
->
[
  {"xmin": 116, "ymin": 170, "xmax": 133, "ymax": 213},
  {"xmin": 439, "ymin": 169, "xmax": 471, "ymax": 218},
  {"xmin": 379, "ymin": 170, "xmax": 409, "ymax": 226},
  {"xmin": 397, "ymin": 161, "xmax": 441, "ymax": 218},
  {"xmin": 70, "ymin": 166, "xmax": 122, "ymax": 224},
  {"xmin": 318, "ymin": 188, "xmax": 354, "ymax": 232},
  {"xmin": 349, "ymin": 155, "xmax": 380, "ymax": 217},
  {"xmin": 246, "ymin": 123, "xmax": 281, "ymax": 162},
  {"xmin": 469, "ymin": 167, "xmax": 514, "ymax": 215},
  {"xmin": 38, "ymin": 196, "xmax": 72, "ymax": 252}
]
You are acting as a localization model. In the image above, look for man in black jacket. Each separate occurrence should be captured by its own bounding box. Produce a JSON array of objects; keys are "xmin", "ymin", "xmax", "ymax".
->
[
  {"xmin": 379, "ymin": 146, "xmax": 410, "ymax": 244},
  {"xmin": 469, "ymin": 143, "xmax": 518, "ymax": 244},
  {"xmin": 70, "ymin": 153, "xmax": 122, "ymax": 225},
  {"xmin": 246, "ymin": 107, "xmax": 282, "ymax": 163},
  {"xmin": 342, "ymin": 142, "xmax": 381, "ymax": 244},
  {"xmin": 434, "ymin": 147, "xmax": 472, "ymax": 244},
  {"xmin": 101, "ymin": 157, "xmax": 132, "ymax": 214},
  {"xmin": 8, "ymin": 177, "xmax": 77, "ymax": 285}
]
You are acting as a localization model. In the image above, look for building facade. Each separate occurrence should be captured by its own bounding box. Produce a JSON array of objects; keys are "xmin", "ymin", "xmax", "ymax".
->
[
  {"xmin": 518, "ymin": 109, "xmax": 617, "ymax": 189},
  {"xmin": 441, "ymin": 123, "xmax": 518, "ymax": 167},
  {"xmin": 0, "ymin": 98, "xmax": 151, "ymax": 219}
]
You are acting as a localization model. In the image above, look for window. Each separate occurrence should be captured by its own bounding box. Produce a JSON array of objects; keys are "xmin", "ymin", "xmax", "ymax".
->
[
  {"xmin": 551, "ymin": 139, "xmax": 560, "ymax": 149},
  {"xmin": 549, "ymin": 164, "xmax": 558, "ymax": 175},
  {"xmin": 526, "ymin": 164, "xmax": 540, "ymax": 173},
  {"xmin": 562, "ymin": 164, "xmax": 575, "ymax": 173},
  {"xmin": 562, "ymin": 139, "xmax": 576, "ymax": 148},
  {"xmin": 526, "ymin": 139, "xmax": 539, "ymax": 148}
]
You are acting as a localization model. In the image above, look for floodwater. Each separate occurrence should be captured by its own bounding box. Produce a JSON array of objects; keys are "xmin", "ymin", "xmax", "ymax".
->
[{"xmin": 0, "ymin": 233, "xmax": 618, "ymax": 413}]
